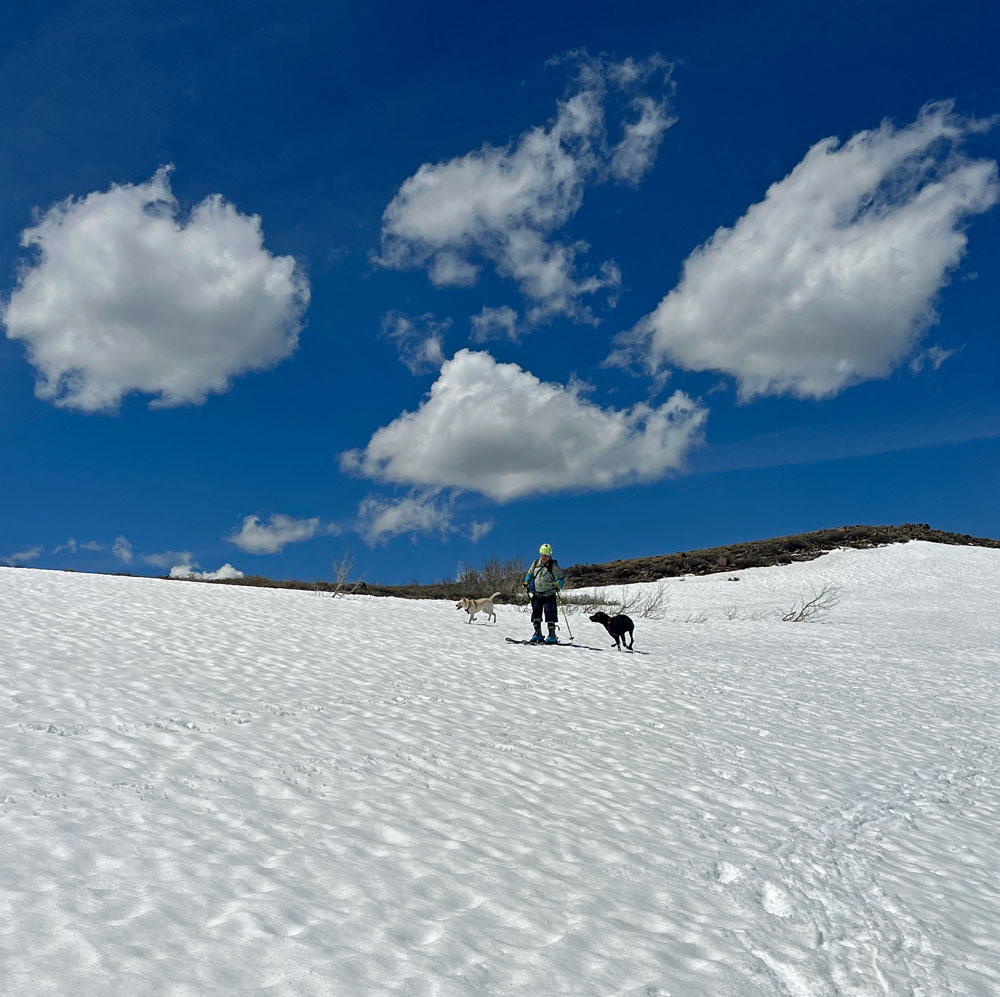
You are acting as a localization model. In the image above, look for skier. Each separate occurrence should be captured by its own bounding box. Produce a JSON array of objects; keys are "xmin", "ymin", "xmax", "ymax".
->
[{"xmin": 523, "ymin": 543, "xmax": 565, "ymax": 643}]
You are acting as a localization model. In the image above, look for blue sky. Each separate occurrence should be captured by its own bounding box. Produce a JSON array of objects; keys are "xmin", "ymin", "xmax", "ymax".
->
[{"xmin": 2, "ymin": 0, "xmax": 998, "ymax": 585}]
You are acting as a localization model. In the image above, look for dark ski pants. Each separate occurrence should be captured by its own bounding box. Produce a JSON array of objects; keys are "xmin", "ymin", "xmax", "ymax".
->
[{"xmin": 530, "ymin": 593, "xmax": 558, "ymax": 625}]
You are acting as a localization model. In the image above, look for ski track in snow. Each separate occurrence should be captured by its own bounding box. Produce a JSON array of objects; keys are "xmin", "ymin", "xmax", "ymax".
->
[{"xmin": 1, "ymin": 542, "xmax": 999, "ymax": 995}]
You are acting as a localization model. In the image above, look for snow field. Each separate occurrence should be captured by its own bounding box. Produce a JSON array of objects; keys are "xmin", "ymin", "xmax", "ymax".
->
[{"xmin": 1, "ymin": 541, "xmax": 998, "ymax": 995}]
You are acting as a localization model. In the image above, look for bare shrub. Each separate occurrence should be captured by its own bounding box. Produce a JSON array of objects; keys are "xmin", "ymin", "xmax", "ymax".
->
[
  {"xmin": 456, "ymin": 556, "xmax": 529, "ymax": 601},
  {"xmin": 615, "ymin": 582, "xmax": 670, "ymax": 619},
  {"xmin": 673, "ymin": 611, "xmax": 710, "ymax": 624},
  {"xmin": 557, "ymin": 591, "xmax": 614, "ymax": 615},
  {"xmin": 330, "ymin": 552, "xmax": 365, "ymax": 598},
  {"xmin": 781, "ymin": 583, "xmax": 842, "ymax": 622},
  {"xmin": 720, "ymin": 607, "xmax": 773, "ymax": 622},
  {"xmin": 560, "ymin": 583, "xmax": 670, "ymax": 619}
]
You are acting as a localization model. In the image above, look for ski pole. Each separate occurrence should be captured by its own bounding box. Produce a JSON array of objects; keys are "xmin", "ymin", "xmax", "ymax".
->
[{"xmin": 557, "ymin": 589, "xmax": 574, "ymax": 641}]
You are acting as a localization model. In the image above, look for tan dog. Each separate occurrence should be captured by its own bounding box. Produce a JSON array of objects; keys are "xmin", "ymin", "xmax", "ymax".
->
[{"xmin": 455, "ymin": 591, "xmax": 501, "ymax": 624}]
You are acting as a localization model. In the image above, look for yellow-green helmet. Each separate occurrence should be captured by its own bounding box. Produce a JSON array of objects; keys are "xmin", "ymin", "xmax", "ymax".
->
[{"xmin": 539, "ymin": 543, "xmax": 552, "ymax": 555}]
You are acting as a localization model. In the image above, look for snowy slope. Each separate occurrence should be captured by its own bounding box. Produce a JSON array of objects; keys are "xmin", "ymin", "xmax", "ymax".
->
[{"xmin": 1, "ymin": 542, "xmax": 998, "ymax": 996}]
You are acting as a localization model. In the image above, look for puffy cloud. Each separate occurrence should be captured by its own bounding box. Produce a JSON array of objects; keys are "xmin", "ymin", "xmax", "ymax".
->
[
  {"xmin": 470, "ymin": 305, "xmax": 520, "ymax": 343},
  {"xmin": 381, "ymin": 311, "xmax": 449, "ymax": 374},
  {"xmin": 341, "ymin": 349, "xmax": 707, "ymax": 502},
  {"xmin": 228, "ymin": 514, "xmax": 320, "ymax": 554},
  {"xmin": 376, "ymin": 53, "xmax": 673, "ymax": 324},
  {"xmin": 618, "ymin": 103, "xmax": 998, "ymax": 400},
  {"xmin": 2, "ymin": 166, "xmax": 310, "ymax": 412},
  {"xmin": 357, "ymin": 493, "xmax": 455, "ymax": 545},
  {"xmin": 170, "ymin": 562, "xmax": 244, "ymax": 580}
]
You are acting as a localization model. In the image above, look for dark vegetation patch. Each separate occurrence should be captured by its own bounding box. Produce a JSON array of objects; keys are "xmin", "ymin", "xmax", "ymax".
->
[
  {"xmin": 565, "ymin": 523, "xmax": 1000, "ymax": 587},
  {"xmin": 182, "ymin": 523, "xmax": 999, "ymax": 600}
]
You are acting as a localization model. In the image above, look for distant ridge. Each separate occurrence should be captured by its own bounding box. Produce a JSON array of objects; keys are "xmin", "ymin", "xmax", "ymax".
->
[
  {"xmin": 175, "ymin": 522, "xmax": 999, "ymax": 598},
  {"xmin": 564, "ymin": 523, "xmax": 1000, "ymax": 588}
]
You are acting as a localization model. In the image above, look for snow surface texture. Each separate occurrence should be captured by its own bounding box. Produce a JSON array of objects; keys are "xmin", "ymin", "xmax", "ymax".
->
[{"xmin": 1, "ymin": 542, "xmax": 998, "ymax": 996}]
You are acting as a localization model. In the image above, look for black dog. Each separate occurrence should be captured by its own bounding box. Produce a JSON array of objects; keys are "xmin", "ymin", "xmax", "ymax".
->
[{"xmin": 589, "ymin": 612, "xmax": 635, "ymax": 651}]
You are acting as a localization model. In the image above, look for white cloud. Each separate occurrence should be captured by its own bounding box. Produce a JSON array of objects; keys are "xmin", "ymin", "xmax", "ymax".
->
[
  {"xmin": 376, "ymin": 53, "xmax": 673, "ymax": 324},
  {"xmin": 112, "ymin": 535, "xmax": 134, "ymax": 564},
  {"xmin": 611, "ymin": 94, "xmax": 677, "ymax": 184},
  {"xmin": 381, "ymin": 311, "xmax": 449, "ymax": 374},
  {"xmin": 357, "ymin": 493, "xmax": 455, "ymax": 545},
  {"xmin": 53, "ymin": 538, "xmax": 104, "ymax": 555},
  {"xmin": 428, "ymin": 252, "xmax": 479, "ymax": 287},
  {"xmin": 228, "ymin": 514, "xmax": 320, "ymax": 554},
  {"xmin": 2, "ymin": 166, "xmax": 310, "ymax": 412},
  {"xmin": 469, "ymin": 520, "xmax": 494, "ymax": 543},
  {"xmin": 143, "ymin": 550, "xmax": 196, "ymax": 569},
  {"xmin": 470, "ymin": 305, "xmax": 520, "ymax": 343},
  {"xmin": 4, "ymin": 546, "xmax": 42, "ymax": 565},
  {"xmin": 618, "ymin": 102, "xmax": 998, "ymax": 400},
  {"xmin": 910, "ymin": 344, "xmax": 957, "ymax": 373},
  {"xmin": 170, "ymin": 562, "xmax": 245, "ymax": 580},
  {"xmin": 341, "ymin": 349, "xmax": 707, "ymax": 502}
]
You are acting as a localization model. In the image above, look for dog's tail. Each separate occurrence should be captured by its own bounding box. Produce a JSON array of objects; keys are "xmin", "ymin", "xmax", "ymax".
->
[{"xmin": 490, "ymin": 592, "xmax": 501, "ymax": 600}]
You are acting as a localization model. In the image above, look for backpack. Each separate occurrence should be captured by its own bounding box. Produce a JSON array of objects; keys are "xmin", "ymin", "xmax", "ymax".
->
[{"xmin": 527, "ymin": 558, "xmax": 560, "ymax": 593}]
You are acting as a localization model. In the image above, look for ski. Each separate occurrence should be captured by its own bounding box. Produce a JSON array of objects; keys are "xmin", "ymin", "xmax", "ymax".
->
[
  {"xmin": 505, "ymin": 637, "xmax": 605, "ymax": 651},
  {"xmin": 503, "ymin": 637, "xmax": 648, "ymax": 653}
]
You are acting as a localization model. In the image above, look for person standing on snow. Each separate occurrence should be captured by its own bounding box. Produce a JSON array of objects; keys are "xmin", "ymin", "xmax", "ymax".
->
[{"xmin": 523, "ymin": 543, "xmax": 565, "ymax": 643}]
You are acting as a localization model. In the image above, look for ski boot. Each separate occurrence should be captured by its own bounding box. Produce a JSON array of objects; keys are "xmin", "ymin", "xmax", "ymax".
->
[
  {"xmin": 544, "ymin": 623, "xmax": 559, "ymax": 645},
  {"xmin": 529, "ymin": 625, "xmax": 544, "ymax": 644}
]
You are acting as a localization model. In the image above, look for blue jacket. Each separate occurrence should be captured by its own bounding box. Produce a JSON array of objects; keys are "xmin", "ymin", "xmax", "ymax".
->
[{"xmin": 524, "ymin": 558, "xmax": 565, "ymax": 596}]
